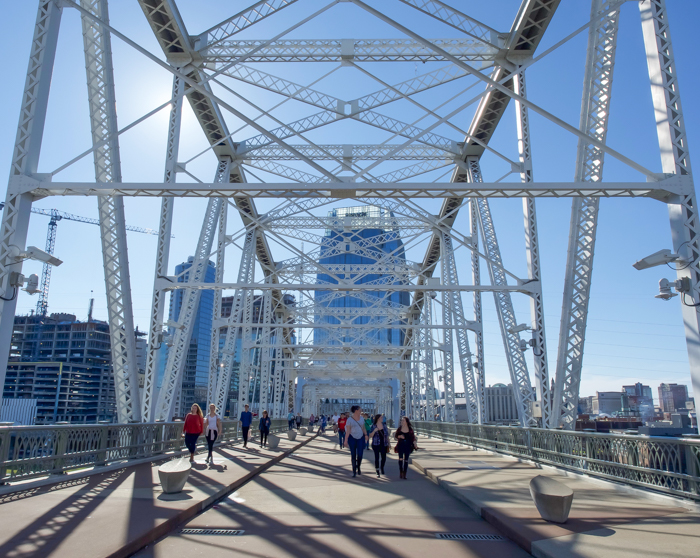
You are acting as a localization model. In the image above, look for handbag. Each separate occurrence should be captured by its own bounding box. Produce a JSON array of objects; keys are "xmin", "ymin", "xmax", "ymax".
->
[{"xmin": 393, "ymin": 443, "xmax": 399, "ymax": 453}]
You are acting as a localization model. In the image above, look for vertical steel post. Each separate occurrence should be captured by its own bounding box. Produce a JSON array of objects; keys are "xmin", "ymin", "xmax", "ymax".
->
[
  {"xmin": 0, "ymin": 0, "xmax": 62, "ymax": 397},
  {"xmin": 155, "ymin": 161, "xmax": 229, "ymax": 420},
  {"xmin": 514, "ymin": 69, "xmax": 551, "ymax": 428},
  {"xmin": 472, "ymin": 159, "xmax": 536, "ymax": 426},
  {"xmin": 142, "ymin": 73, "xmax": 184, "ymax": 421},
  {"xmin": 470, "ymin": 199, "xmax": 486, "ymax": 424},
  {"xmin": 80, "ymin": 0, "xmax": 140, "ymax": 422},
  {"xmin": 640, "ymin": 0, "xmax": 700, "ymax": 406},
  {"xmin": 553, "ymin": 0, "xmax": 621, "ymax": 429}
]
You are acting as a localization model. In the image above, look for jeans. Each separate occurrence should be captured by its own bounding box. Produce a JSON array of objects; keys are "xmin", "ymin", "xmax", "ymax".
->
[
  {"xmin": 338, "ymin": 429, "xmax": 346, "ymax": 448},
  {"xmin": 206, "ymin": 430, "xmax": 217, "ymax": 455},
  {"xmin": 373, "ymin": 445, "xmax": 387, "ymax": 472},
  {"xmin": 398, "ymin": 441, "xmax": 412, "ymax": 473},
  {"xmin": 295, "ymin": 421, "xmax": 301, "ymax": 430},
  {"xmin": 288, "ymin": 420, "xmax": 294, "ymax": 430},
  {"xmin": 184, "ymin": 433, "xmax": 199, "ymax": 455},
  {"xmin": 242, "ymin": 426, "xmax": 250, "ymax": 446},
  {"xmin": 347, "ymin": 436, "xmax": 365, "ymax": 473},
  {"xmin": 260, "ymin": 428, "xmax": 269, "ymax": 445}
]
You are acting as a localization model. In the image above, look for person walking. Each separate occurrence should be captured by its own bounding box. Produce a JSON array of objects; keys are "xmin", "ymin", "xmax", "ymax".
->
[
  {"xmin": 182, "ymin": 403, "xmax": 204, "ymax": 463},
  {"xmin": 332, "ymin": 413, "xmax": 339, "ymax": 434},
  {"xmin": 287, "ymin": 410, "xmax": 295, "ymax": 430},
  {"xmin": 259, "ymin": 410, "xmax": 272, "ymax": 447},
  {"xmin": 368, "ymin": 414, "xmax": 390, "ymax": 477},
  {"xmin": 295, "ymin": 412, "xmax": 302, "ymax": 430},
  {"xmin": 394, "ymin": 416, "xmax": 418, "ymax": 479},
  {"xmin": 343, "ymin": 406, "xmax": 369, "ymax": 477},
  {"xmin": 240, "ymin": 404, "xmax": 253, "ymax": 448},
  {"xmin": 337, "ymin": 412, "xmax": 347, "ymax": 450},
  {"xmin": 309, "ymin": 413, "xmax": 315, "ymax": 428},
  {"xmin": 363, "ymin": 413, "xmax": 372, "ymax": 433},
  {"xmin": 204, "ymin": 403, "xmax": 222, "ymax": 463},
  {"xmin": 320, "ymin": 414, "xmax": 327, "ymax": 433}
]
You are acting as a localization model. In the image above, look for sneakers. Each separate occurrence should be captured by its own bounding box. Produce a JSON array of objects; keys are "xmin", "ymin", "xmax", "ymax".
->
[{"xmin": 376, "ymin": 469, "xmax": 380, "ymax": 478}]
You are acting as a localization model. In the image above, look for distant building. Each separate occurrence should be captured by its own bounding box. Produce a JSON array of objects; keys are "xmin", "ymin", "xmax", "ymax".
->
[
  {"xmin": 159, "ymin": 258, "xmax": 215, "ymax": 416},
  {"xmin": 217, "ymin": 293, "xmax": 295, "ymax": 417},
  {"xmin": 658, "ymin": 383, "xmax": 689, "ymax": 413},
  {"xmin": 4, "ymin": 362, "xmax": 115, "ymax": 424},
  {"xmin": 485, "ymin": 384, "xmax": 520, "ymax": 423},
  {"xmin": 578, "ymin": 395, "xmax": 594, "ymax": 415},
  {"xmin": 592, "ymin": 391, "xmax": 627, "ymax": 416},
  {"xmin": 623, "ymin": 383, "xmax": 654, "ymax": 419},
  {"xmin": 4, "ymin": 313, "xmax": 118, "ymax": 423}
]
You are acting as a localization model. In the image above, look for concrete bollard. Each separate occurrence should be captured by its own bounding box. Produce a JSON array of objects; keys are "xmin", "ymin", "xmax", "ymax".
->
[{"xmin": 529, "ymin": 475, "xmax": 574, "ymax": 524}]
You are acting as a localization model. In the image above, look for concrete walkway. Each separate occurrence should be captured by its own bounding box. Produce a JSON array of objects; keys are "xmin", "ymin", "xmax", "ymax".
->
[
  {"xmin": 410, "ymin": 437, "xmax": 700, "ymax": 558},
  {"xmin": 2, "ymin": 431, "xmax": 698, "ymax": 557},
  {"xmin": 0, "ymin": 431, "xmax": 313, "ymax": 558},
  {"xmin": 137, "ymin": 433, "xmax": 530, "ymax": 558}
]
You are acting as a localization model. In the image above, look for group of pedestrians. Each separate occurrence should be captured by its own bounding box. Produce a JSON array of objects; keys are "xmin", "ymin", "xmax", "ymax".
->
[
  {"xmin": 183, "ymin": 403, "xmax": 418, "ymax": 479},
  {"xmin": 182, "ymin": 403, "xmax": 222, "ymax": 463},
  {"xmin": 182, "ymin": 403, "xmax": 275, "ymax": 462},
  {"xmin": 334, "ymin": 406, "xmax": 417, "ymax": 479}
]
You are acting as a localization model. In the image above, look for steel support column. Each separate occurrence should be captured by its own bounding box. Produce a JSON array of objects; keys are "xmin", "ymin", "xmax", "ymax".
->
[
  {"xmin": 81, "ymin": 0, "xmax": 140, "ymax": 422},
  {"xmin": 472, "ymin": 158, "xmax": 536, "ymax": 426},
  {"xmin": 0, "ymin": 1, "xmax": 62, "ymax": 398},
  {"xmin": 553, "ymin": 0, "xmax": 620, "ymax": 429},
  {"xmin": 142, "ymin": 72, "xmax": 184, "ymax": 421},
  {"xmin": 640, "ymin": 0, "xmax": 700, "ymax": 408},
  {"xmin": 514, "ymin": 69, "xmax": 551, "ymax": 428},
  {"xmin": 154, "ymin": 160, "xmax": 229, "ymax": 420},
  {"xmin": 470, "ymin": 198, "xmax": 486, "ymax": 424}
]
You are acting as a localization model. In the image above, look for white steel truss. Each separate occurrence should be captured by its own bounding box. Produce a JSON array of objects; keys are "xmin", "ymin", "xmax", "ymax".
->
[
  {"xmin": 553, "ymin": 0, "xmax": 621, "ymax": 429},
  {"xmin": 0, "ymin": 0, "xmax": 696, "ymax": 434}
]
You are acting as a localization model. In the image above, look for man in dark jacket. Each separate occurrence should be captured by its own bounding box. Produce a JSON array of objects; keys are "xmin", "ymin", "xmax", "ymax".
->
[{"xmin": 240, "ymin": 404, "xmax": 253, "ymax": 448}]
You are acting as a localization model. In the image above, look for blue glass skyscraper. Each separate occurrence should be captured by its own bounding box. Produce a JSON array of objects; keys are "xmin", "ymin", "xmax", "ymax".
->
[
  {"xmin": 158, "ymin": 257, "xmax": 215, "ymax": 415},
  {"xmin": 314, "ymin": 205, "xmax": 410, "ymax": 349}
]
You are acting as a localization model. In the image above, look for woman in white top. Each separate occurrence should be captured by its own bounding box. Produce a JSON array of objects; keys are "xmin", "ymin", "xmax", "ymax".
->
[
  {"xmin": 205, "ymin": 403, "xmax": 222, "ymax": 463},
  {"xmin": 343, "ymin": 405, "xmax": 369, "ymax": 477}
]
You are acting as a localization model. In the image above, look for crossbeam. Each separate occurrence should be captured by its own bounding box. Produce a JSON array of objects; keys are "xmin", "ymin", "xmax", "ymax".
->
[{"xmin": 19, "ymin": 178, "xmax": 691, "ymax": 200}]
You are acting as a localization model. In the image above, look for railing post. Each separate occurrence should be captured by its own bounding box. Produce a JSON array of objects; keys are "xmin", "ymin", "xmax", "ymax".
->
[
  {"xmin": 0, "ymin": 428, "xmax": 11, "ymax": 482},
  {"xmin": 96, "ymin": 423, "xmax": 109, "ymax": 466},
  {"xmin": 51, "ymin": 427, "xmax": 68, "ymax": 475}
]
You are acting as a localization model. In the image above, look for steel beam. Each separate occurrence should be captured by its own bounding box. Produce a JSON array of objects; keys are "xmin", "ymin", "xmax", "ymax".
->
[
  {"xmin": 81, "ymin": 0, "xmax": 140, "ymax": 423},
  {"xmin": 553, "ymin": 0, "xmax": 620, "ymax": 430},
  {"xmin": 640, "ymin": 0, "xmax": 700, "ymax": 414}
]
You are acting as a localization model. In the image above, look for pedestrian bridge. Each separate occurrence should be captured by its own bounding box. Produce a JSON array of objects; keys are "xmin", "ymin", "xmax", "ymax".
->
[{"xmin": 0, "ymin": 422, "xmax": 698, "ymax": 558}]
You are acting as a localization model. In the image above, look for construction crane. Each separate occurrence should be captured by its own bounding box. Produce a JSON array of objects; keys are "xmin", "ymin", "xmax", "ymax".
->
[
  {"xmin": 30, "ymin": 208, "xmax": 169, "ymax": 317},
  {"xmin": 8, "ymin": 206, "xmax": 168, "ymax": 317}
]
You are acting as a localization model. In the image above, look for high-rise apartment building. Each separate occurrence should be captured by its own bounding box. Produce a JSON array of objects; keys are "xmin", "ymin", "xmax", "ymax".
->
[
  {"xmin": 623, "ymin": 383, "xmax": 654, "ymax": 418},
  {"xmin": 4, "ymin": 313, "xmax": 117, "ymax": 423},
  {"xmin": 485, "ymin": 384, "xmax": 520, "ymax": 423},
  {"xmin": 658, "ymin": 383, "xmax": 689, "ymax": 413}
]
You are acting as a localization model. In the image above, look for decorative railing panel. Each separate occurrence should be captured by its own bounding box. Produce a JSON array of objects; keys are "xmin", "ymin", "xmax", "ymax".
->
[
  {"xmin": 0, "ymin": 419, "xmax": 290, "ymax": 482},
  {"xmin": 414, "ymin": 421, "xmax": 700, "ymax": 500}
]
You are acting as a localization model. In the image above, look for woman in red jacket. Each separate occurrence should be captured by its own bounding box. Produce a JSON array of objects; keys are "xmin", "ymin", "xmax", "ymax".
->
[{"xmin": 182, "ymin": 403, "xmax": 204, "ymax": 462}]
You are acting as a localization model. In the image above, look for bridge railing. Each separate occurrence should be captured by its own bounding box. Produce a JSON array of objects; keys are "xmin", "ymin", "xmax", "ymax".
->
[
  {"xmin": 413, "ymin": 421, "xmax": 700, "ymax": 501},
  {"xmin": 0, "ymin": 418, "xmax": 290, "ymax": 483}
]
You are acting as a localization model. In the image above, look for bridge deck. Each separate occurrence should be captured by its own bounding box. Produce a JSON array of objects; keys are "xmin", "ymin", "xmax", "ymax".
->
[{"xmin": 0, "ymin": 432, "xmax": 698, "ymax": 558}]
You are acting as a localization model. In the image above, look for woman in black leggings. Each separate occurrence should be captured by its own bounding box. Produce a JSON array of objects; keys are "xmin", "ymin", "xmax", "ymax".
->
[
  {"xmin": 368, "ymin": 414, "xmax": 390, "ymax": 477},
  {"xmin": 394, "ymin": 416, "xmax": 417, "ymax": 479}
]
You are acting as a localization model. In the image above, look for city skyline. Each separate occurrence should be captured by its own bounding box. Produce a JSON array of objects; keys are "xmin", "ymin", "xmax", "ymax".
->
[{"xmin": 0, "ymin": 1, "xmax": 698, "ymax": 405}]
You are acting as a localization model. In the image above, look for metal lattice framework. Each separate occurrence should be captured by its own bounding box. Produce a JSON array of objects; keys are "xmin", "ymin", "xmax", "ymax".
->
[{"xmin": 0, "ymin": 0, "xmax": 697, "ymax": 430}]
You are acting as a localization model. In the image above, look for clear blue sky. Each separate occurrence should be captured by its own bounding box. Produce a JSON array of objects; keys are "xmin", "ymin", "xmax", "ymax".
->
[{"xmin": 1, "ymin": 1, "xmax": 698, "ymax": 403}]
